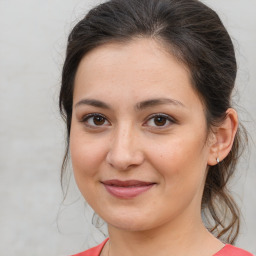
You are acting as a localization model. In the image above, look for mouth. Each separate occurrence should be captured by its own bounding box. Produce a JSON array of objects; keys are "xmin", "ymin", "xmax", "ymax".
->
[{"xmin": 101, "ymin": 179, "xmax": 156, "ymax": 199}]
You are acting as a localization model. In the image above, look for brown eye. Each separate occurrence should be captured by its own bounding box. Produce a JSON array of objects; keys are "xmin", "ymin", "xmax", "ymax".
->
[
  {"xmin": 82, "ymin": 113, "xmax": 110, "ymax": 128},
  {"xmin": 145, "ymin": 114, "xmax": 175, "ymax": 129},
  {"xmin": 93, "ymin": 116, "xmax": 105, "ymax": 125},
  {"xmin": 154, "ymin": 116, "xmax": 167, "ymax": 126}
]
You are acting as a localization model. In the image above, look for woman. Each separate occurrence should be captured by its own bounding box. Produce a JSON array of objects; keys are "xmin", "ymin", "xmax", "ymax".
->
[{"xmin": 59, "ymin": 0, "xmax": 253, "ymax": 255}]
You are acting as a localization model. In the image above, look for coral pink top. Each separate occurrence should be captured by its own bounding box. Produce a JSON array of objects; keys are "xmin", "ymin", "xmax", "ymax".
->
[{"xmin": 71, "ymin": 238, "xmax": 254, "ymax": 256}]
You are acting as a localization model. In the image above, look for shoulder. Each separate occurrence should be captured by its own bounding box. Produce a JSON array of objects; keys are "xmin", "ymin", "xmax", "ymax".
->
[
  {"xmin": 214, "ymin": 244, "xmax": 254, "ymax": 256},
  {"xmin": 70, "ymin": 238, "xmax": 109, "ymax": 256}
]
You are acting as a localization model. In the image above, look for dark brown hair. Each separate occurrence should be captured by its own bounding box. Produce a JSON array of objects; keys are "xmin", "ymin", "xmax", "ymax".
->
[{"xmin": 59, "ymin": 0, "xmax": 247, "ymax": 244}]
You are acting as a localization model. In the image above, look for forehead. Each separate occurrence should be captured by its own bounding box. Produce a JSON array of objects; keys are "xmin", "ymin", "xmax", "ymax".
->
[
  {"xmin": 76, "ymin": 38, "xmax": 189, "ymax": 75},
  {"xmin": 73, "ymin": 38, "xmax": 202, "ymax": 111}
]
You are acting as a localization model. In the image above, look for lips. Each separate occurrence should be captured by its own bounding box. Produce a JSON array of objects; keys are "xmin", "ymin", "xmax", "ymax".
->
[{"xmin": 101, "ymin": 179, "xmax": 156, "ymax": 199}]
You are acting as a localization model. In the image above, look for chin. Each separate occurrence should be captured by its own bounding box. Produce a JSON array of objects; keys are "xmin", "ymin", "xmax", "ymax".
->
[
  {"xmin": 100, "ymin": 210, "xmax": 162, "ymax": 232},
  {"xmin": 109, "ymin": 220, "xmax": 151, "ymax": 232}
]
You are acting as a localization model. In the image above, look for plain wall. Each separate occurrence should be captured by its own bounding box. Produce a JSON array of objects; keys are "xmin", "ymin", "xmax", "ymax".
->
[{"xmin": 0, "ymin": 0, "xmax": 255, "ymax": 255}]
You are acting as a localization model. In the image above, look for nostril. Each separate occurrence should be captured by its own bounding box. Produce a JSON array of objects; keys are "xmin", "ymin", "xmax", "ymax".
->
[{"xmin": 106, "ymin": 149, "xmax": 144, "ymax": 171}]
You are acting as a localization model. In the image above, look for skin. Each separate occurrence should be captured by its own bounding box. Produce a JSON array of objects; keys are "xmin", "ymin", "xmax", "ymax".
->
[{"xmin": 70, "ymin": 38, "xmax": 238, "ymax": 256}]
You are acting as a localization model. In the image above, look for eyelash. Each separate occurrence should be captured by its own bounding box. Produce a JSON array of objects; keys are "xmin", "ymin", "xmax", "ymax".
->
[
  {"xmin": 80, "ymin": 113, "xmax": 110, "ymax": 128},
  {"xmin": 143, "ymin": 113, "xmax": 176, "ymax": 128},
  {"xmin": 80, "ymin": 113, "xmax": 176, "ymax": 129}
]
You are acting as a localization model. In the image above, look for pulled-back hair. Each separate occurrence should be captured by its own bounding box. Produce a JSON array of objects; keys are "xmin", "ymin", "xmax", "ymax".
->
[{"xmin": 59, "ymin": 0, "xmax": 247, "ymax": 244}]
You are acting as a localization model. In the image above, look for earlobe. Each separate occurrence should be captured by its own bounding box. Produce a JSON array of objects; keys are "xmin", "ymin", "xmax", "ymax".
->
[{"xmin": 207, "ymin": 108, "xmax": 238, "ymax": 166}]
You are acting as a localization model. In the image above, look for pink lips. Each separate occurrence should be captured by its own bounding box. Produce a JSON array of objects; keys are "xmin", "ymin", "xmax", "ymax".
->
[{"xmin": 102, "ymin": 179, "xmax": 155, "ymax": 199}]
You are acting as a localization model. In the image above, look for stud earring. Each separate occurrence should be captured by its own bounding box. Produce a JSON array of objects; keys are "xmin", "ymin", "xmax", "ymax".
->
[{"xmin": 216, "ymin": 157, "xmax": 220, "ymax": 163}]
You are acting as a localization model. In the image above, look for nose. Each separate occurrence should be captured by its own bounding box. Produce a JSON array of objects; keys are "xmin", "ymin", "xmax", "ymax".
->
[{"xmin": 106, "ymin": 125, "xmax": 144, "ymax": 171}]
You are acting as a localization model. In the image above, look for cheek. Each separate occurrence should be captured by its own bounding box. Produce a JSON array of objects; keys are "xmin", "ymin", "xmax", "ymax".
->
[
  {"xmin": 69, "ymin": 129, "xmax": 108, "ymax": 204},
  {"xmin": 69, "ymin": 128, "xmax": 106, "ymax": 179},
  {"xmin": 148, "ymin": 135, "xmax": 208, "ymax": 185}
]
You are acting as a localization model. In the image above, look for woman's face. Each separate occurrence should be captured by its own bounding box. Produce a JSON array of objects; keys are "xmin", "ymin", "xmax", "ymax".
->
[{"xmin": 70, "ymin": 38, "xmax": 215, "ymax": 232}]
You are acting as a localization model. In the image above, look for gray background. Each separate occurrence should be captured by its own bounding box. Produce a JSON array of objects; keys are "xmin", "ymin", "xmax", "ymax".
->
[{"xmin": 0, "ymin": 0, "xmax": 255, "ymax": 255}]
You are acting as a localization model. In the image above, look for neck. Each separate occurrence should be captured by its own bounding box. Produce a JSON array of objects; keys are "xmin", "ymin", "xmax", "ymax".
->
[{"xmin": 105, "ymin": 217, "xmax": 223, "ymax": 256}]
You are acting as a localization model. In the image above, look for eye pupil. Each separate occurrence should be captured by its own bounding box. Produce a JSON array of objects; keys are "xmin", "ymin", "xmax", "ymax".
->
[
  {"xmin": 93, "ymin": 116, "xmax": 105, "ymax": 125},
  {"xmin": 154, "ymin": 116, "xmax": 167, "ymax": 126}
]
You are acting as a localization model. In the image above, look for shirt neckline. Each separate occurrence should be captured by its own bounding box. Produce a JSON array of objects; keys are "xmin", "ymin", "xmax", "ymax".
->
[{"xmin": 99, "ymin": 239, "xmax": 231, "ymax": 256}]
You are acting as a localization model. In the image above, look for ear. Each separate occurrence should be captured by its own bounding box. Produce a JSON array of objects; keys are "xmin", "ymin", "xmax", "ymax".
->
[{"xmin": 207, "ymin": 108, "xmax": 238, "ymax": 166}]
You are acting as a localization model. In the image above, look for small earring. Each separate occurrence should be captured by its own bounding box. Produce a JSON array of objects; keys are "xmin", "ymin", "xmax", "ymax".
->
[{"xmin": 216, "ymin": 157, "xmax": 220, "ymax": 164}]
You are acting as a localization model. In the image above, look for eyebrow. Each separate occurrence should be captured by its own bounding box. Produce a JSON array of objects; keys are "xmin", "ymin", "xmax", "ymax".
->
[
  {"xmin": 74, "ymin": 98, "xmax": 185, "ymax": 110},
  {"xmin": 75, "ymin": 99, "xmax": 111, "ymax": 109},
  {"xmin": 136, "ymin": 98, "xmax": 185, "ymax": 110}
]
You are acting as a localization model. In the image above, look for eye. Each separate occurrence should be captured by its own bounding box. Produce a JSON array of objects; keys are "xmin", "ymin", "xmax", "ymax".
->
[
  {"xmin": 145, "ymin": 114, "xmax": 175, "ymax": 128},
  {"xmin": 81, "ymin": 113, "xmax": 110, "ymax": 128}
]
